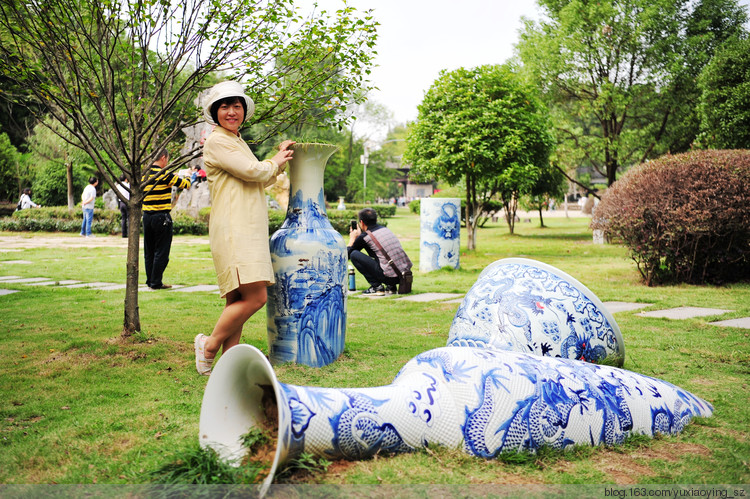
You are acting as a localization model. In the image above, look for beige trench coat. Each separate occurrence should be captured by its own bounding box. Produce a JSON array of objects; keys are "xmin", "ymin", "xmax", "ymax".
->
[{"xmin": 202, "ymin": 126, "xmax": 281, "ymax": 297}]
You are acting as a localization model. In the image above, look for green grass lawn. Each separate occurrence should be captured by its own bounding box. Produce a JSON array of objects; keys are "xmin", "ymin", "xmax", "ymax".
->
[{"xmin": 1, "ymin": 209, "xmax": 748, "ymax": 486}]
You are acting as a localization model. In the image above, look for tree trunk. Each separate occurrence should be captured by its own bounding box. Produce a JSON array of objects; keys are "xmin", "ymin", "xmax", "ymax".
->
[
  {"xmin": 66, "ymin": 162, "xmax": 74, "ymax": 211},
  {"xmin": 503, "ymin": 193, "xmax": 518, "ymax": 235},
  {"xmin": 538, "ymin": 206, "xmax": 545, "ymax": 228},
  {"xmin": 465, "ymin": 173, "xmax": 476, "ymax": 251},
  {"xmin": 122, "ymin": 200, "xmax": 142, "ymax": 336}
]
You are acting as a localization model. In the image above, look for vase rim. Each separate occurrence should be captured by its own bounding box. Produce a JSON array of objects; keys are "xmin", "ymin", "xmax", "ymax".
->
[{"xmin": 289, "ymin": 142, "xmax": 340, "ymax": 151}]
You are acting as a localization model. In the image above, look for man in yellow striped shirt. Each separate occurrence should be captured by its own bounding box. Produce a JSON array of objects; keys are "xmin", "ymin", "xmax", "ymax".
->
[{"xmin": 142, "ymin": 149, "xmax": 191, "ymax": 290}]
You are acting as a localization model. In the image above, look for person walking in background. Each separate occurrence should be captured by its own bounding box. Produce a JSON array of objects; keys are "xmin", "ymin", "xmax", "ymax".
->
[
  {"xmin": 348, "ymin": 207, "xmax": 412, "ymax": 295},
  {"xmin": 142, "ymin": 149, "xmax": 190, "ymax": 290},
  {"xmin": 116, "ymin": 174, "xmax": 130, "ymax": 238},
  {"xmin": 17, "ymin": 188, "xmax": 40, "ymax": 210},
  {"xmin": 193, "ymin": 80, "xmax": 294, "ymax": 376},
  {"xmin": 80, "ymin": 176, "xmax": 98, "ymax": 237}
]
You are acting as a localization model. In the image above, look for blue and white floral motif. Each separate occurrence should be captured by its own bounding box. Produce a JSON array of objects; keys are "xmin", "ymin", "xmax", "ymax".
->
[
  {"xmin": 449, "ymin": 258, "xmax": 625, "ymax": 367},
  {"xmin": 420, "ymin": 198, "xmax": 460, "ymax": 272},
  {"xmin": 201, "ymin": 342, "xmax": 713, "ymax": 494},
  {"xmin": 267, "ymin": 144, "xmax": 347, "ymax": 368}
]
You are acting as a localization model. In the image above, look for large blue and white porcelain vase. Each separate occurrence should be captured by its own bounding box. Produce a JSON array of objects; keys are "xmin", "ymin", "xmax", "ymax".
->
[
  {"xmin": 419, "ymin": 197, "xmax": 461, "ymax": 272},
  {"xmin": 449, "ymin": 258, "xmax": 625, "ymax": 366},
  {"xmin": 266, "ymin": 143, "xmax": 347, "ymax": 368},
  {"xmin": 200, "ymin": 344, "xmax": 713, "ymax": 495}
]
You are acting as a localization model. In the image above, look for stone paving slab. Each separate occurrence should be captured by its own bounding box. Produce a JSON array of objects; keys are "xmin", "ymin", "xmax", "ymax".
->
[
  {"xmin": 25, "ymin": 281, "xmax": 57, "ymax": 286},
  {"xmin": 0, "ymin": 275, "xmax": 21, "ymax": 280},
  {"xmin": 0, "ymin": 289, "xmax": 20, "ymax": 296},
  {"xmin": 139, "ymin": 284, "xmax": 187, "ymax": 291},
  {"xmin": 1, "ymin": 260, "xmax": 32, "ymax": 265},
  {"xmin": 174, "ymin": 285, "xmax": 219, "ymax": 293},
  {"xmin": 603, "ymin": 301, "xmax": 652, "ymax": 314},
  {"xmin": 637, "ymin": 306, "xmax": 733, "ymax": 320},
  {"xmin": 95, "ymin": 284, "xmax": 127, "ymax": 291},
  {"xmin": 62, "ymin": 281, "xmax": 121, "ymax": 289},
  {"xmin": 0, "ymin": 277, "xmax": 53, "ymax": 284},
  {"xmin": 709, "ymin": 317, "xmax": 750, "ymax": 329},
  {"xmin": 395, "ymin": 293, "xmax": 464, "ymax": 303}
]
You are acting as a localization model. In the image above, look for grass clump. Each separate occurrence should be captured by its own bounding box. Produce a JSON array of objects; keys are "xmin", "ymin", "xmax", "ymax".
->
[{"xmin": 150, "ymin": 444, "xmax": 266, "ymax": 484}]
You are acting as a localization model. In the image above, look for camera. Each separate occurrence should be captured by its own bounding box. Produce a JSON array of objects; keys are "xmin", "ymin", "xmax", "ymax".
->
[{"xmin": 350, "ymin": 220, "xmax": 358, "ymax": 231}]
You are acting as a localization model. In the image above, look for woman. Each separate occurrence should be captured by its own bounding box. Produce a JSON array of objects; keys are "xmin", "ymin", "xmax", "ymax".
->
[
  {"xmin": 18, "ymin": 188, "xmax": 40, "ymax": 210},
  {"xmin": 194, "ymin": 81, "xmax": 294, "ymax": 375}
]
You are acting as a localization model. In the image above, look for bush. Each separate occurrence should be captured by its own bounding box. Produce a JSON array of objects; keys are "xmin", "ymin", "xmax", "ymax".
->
[
  {"xmin": 591, "ymin": 150, "xmax": 750, "ymax": 285},
  {"xmin": 268, "ymin": 208, "xmax": 364, "ymax": 235},
  {"xmin": 32, "ymin": 161, "xmax": 89, "ymax": 206},
  {"xmin": 171, "ymin": 212, "xmax": 208, "ymax": 235},
  {"xmin": 0, "ymin": 207, "xmax": 122, "ymax": 234},
  {"xmin": 343, "ymin": 204, "xmax": 396, "ymax": 219}
]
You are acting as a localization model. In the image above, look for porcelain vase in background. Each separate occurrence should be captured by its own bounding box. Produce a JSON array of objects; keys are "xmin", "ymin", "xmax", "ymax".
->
[
  {"xmin": 200, "ymin": 344, "xmax": 713, "ymax": 495},
  {"xmin": 449, "ymin": 258, "xmax": 625, "ymax": 367},
  {"xmin": 419, "ymin": 197, "xmax": 460, "ymax": 272},
  {"xmin": 267, "ymin": 143, "xmax": 347, "ymax": 368}
]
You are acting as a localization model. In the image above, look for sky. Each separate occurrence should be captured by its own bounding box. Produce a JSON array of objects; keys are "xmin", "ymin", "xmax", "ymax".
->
[
  {"xmin": 305, "ymin": 0, "xmax": 750, "ymax": 140},
  {"xmin": 305, "ymin": 0, "xmax": 544, "ymax": 132}
]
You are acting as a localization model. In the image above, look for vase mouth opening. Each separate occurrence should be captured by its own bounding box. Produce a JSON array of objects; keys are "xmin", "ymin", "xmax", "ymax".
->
[
  {"xmin": 199, "ymin": 344, "xmax": 284, "ymax": 494},
  {"xmin": 289, "ymin": 142, "xmax": 339, "ymax": 152}
]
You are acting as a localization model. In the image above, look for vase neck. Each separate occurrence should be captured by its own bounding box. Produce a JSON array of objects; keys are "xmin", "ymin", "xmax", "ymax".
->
[{"xmin": 283, "ymin": 144, "xmax": 338, "ymax": 229}]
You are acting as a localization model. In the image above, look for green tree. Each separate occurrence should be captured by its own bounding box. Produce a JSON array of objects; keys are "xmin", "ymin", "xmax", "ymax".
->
[
  {"xmin": 0, "ymin": 127, "xmax": 21, "ymax": 202},
  {"xmin": 27, "ymin": 118, "xmax": 95, "ymax": 209},
  {"xmin": 0, "ymin": 0, "xmax": 377, "ymax": 336},
  {"xmin": 520, "ymin": 163, "xmax": 566, "ymax": 228},
  {"xmin": 698, "ymin": 36, "xmax": 750, "ymax": 149},
  {"xmin": 516, "ymin": 0, "xmax": 748, "ymax": 188},
  {"xmin": 404, "ymin": 64, "xmax": 552, "ymax": 247}
]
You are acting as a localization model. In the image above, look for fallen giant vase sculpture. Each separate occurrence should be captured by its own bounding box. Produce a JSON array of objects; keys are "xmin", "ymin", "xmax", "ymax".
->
[{"xmin": 200, "ymin": 344, "xmax": 713, "ymax": 493}]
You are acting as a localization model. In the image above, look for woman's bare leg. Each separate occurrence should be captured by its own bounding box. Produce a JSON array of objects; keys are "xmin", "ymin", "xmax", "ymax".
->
[{"xmin": 204, "ymin": 281, "xmax": 267, "ymax": 359}]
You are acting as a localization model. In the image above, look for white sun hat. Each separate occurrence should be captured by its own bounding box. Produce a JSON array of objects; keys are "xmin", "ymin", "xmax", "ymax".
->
[{"xmin": 202, "ymin": 81, "xmax": 255, "ymax": 125}]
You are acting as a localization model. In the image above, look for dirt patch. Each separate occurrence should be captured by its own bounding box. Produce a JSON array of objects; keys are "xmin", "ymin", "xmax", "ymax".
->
[{"xmin": 556, "ymin": 441, "xmax": 713, "ymax": 484}]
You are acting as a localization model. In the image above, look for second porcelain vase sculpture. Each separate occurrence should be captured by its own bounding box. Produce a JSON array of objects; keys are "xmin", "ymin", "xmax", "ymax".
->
[
  {"xmin": 419, "ymin": 197, "xmax": 461, "ymax": 272},
  {"xmin": 266, "ymin": 143, "xmax": 347, "ymax": 368}
]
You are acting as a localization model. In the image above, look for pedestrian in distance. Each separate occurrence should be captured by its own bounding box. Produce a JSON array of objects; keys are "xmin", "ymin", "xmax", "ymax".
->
[
  {"xmin": 17, "ymin": 188, "xmax": 41, "ymax": 210},
  {"xmin": 142, "ymin": 149, "xmax": 191, "ymax": 290},
  {"xmin": 116, "ymin": 174, "xmax": 130, "ymax": 238},
  {"xmin": 80, "ymin": 176, "xmax": 98, "ymax": 237}
]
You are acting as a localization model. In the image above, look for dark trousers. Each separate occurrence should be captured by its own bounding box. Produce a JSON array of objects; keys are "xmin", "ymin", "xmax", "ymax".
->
[
  {"xmin": 143, "ymin": 211, "xmax": 173, "ymax": 288},
  {"xmin": 119, "ymin": 201, "xmax": 128, "ymax": 238},
  {"xmin": 349, "ymin": 249, "xmax": 399, "ymax": 288}
]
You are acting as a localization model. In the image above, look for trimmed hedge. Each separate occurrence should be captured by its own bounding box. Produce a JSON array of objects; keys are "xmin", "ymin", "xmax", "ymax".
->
[
  {"xmin": 342, "ymin": 203, "xmax": 397, "ymax": 219},
  {"xmin": 1, "ymin": 207, "xmax": 362, "ymax": 236},
  {"xmin": 591, "ymin": 149, "xmax": 750, "ymax": 285},
  {"xmin": 0, "ymin": 206, "xmax": 207, "ymax": 235}
]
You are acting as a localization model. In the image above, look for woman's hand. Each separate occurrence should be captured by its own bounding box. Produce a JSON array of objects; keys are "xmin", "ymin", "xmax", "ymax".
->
[{"xmin": 272, "ymin": 140, "xmax": 295, "ymax": 172}]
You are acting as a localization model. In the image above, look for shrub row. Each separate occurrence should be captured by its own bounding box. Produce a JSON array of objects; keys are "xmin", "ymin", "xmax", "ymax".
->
[
  {"xmin": 0, "ymin": 205, "xmax": 374, "ymax": 237},
  {"xmin": 1, "ymin": 207, "xmax": 208, "ymax": 236},
  {"xmin": 591, "ymin": 149, "xmax": 750, "ymax": 285}
]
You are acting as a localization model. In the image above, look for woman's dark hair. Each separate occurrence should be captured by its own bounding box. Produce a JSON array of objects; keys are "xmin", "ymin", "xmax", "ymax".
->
[
  {"xmin": 89, "ymin": 176, "xmax": 98, "ymax": 184},
  {"xmin": 210, "ymin": 96, "xmax": 247, "ymax": 126},
  {"xmin": 22, "ymin": 187, "xmax": 31, "ymax": 195},
  {"xmin": 358, "ymin": 207, "xmax": 378, "ymax": 227}
]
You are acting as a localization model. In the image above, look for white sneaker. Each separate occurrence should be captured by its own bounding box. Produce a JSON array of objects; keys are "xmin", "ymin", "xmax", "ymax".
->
[{"xmin": 194, "ymin": 334, "xmax": 213, "ymax": 376}]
